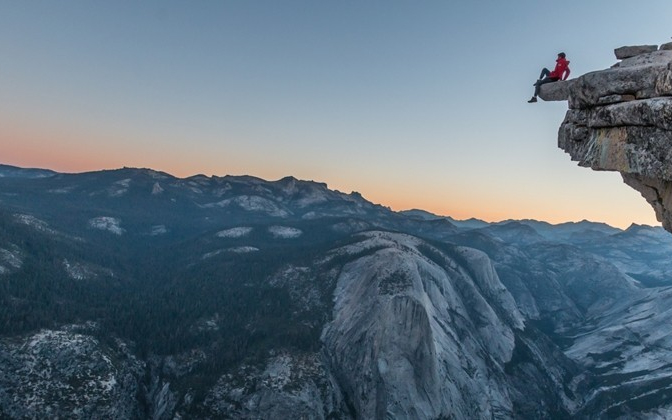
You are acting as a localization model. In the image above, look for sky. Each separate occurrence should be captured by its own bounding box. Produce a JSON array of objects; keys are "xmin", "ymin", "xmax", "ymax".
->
[{"xmin": 1, "ymin": 1, "xmax": 671, "ymax": 228}]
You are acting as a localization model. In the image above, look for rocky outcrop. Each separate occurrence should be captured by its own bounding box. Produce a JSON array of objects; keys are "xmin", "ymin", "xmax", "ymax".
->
[
  {"xmin": 614, "ymin": 44, "xmax": 658, "ymax": 59},
  {"xmin": 321, "ymin": 231, "xmax": 577, "ymax": 419},
  {"xmin": 538, "ymin": 79, "xmax": 575, "ymax": 101},
  {"xmin": 556, "ymin": 43, "xmax": 672, "ymax": 233},
  {"xmin": 203, "ymin": 352, "xmax": 347, "ymax": 419},
  {"xmin": 0, "ymin": 325, "xmax": 144, "ymax": 419}
]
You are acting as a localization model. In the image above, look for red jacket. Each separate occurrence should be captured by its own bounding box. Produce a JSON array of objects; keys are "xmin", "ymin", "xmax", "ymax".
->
[{"xmin": 549, "ymin": 57, "xmax": 570, "ymax": 80}]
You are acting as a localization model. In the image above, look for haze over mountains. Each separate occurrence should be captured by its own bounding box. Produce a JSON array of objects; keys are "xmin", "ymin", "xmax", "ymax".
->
[{"xmin": 1, "ymin": 163, "xmax": 672, "ymax": 419}]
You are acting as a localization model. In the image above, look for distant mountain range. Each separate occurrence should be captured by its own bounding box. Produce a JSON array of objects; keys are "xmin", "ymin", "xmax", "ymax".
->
[
  {"xmin": 0, "ymin": 164, "xmax": 56, "ymax": 179},
  {"xmin": 1, "ymin": 164, "xmax": 672, "ymax": 419}
]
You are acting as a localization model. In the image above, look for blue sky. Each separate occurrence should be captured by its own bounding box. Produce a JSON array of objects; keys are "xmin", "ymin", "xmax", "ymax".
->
[{"xmin": 2, "ymin": 1, "xmax": 671, "ymax": 227}]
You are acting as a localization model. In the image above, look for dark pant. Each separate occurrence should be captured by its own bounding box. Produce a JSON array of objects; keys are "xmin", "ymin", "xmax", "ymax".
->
[{"xmin": 534, "ymin": 68, "xmax": 560, "ymax": 96}]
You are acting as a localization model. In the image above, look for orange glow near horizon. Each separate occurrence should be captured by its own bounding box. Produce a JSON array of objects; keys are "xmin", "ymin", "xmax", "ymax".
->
[
  {"xmin": 1, "ymin": 121, "xmax": 660, "ymax": 230},
  {"xmin": 355, "ymin": 184, "xmax": 658, "ymax": 230},
  {"xmin": 1, "ymin": 149, "xmax": 658, "ymax": 230},
  {"xmin": 1, "ymin": 152, "xmax": 660, "ymax": 231}
]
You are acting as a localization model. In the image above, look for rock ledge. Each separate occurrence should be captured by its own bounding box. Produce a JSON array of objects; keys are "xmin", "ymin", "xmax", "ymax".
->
[{"xmin": 556, "ymin": 42, "xmax": 672, "ymax": 232}]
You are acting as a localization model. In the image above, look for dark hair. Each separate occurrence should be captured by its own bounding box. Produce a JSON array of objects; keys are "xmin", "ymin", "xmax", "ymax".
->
[{"xmin": 558, "ymin": 52, "xmax": 566, "ymax": 58}]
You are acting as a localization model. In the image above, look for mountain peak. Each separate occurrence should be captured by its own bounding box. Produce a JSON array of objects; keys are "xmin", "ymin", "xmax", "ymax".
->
[
  {"xmin": 624, "ymin": 222, "xmax": 656, "ymax": 232},
  {"xmin": 398, "ymin": 209, "xmax": 442, "ymax": 220}
]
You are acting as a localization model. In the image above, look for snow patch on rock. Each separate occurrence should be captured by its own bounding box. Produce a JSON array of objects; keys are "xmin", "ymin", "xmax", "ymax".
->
[
  {"xmin": 150, "ymin": 225, "xmax": 168, "ymax": 236},
  {"xmin": 202, "ymin": 247, "xmax": 260, "ymax": 259},
  {"xmin": 14, "ymin": 214, "xmax": 57, "ymax": 235},
  {"xmin": 203, "ymin": 195, "xmax": 290, "ymax": 217},
  {"xmin": 202, "ymin": 250, "xmax": 224, "ymax": 259},
  {"xmin": 296, "ymin": 191, "xmax": 330, "ymax": 207},
  {"xmin": 228, "ymin": 246, "xmax": 259, "ymax": 253},
  {"xmin": 216, "ymin": 227, "xmax": 253, "ymax": 238},
  {"xmin": 89, "ymin": 217, "xmax": 124, "ymax": 235},
  {"xmin": 195, "ymin": 316, "xmax": 220, "ymax": 332},
  {"xmin": 268, "ymin": 226, "xmax": 302, "ymax": 239},
  {"xmin": 0, "ymin": 245, "xmax": 22, "ymax": 274},
  {"xmin": 48, "ymin": 186, "xmax": 75, "ymax": 194},
  {"xmin": 63, "ymin": 259, "xmax": 91, "ymax": 280},
  {"xmin": 152, "ymin": 182, "xmax": 164, "ymax": 195},
  {"xmin": 147, "ymin": 170, "xmax": 169, "ymax": 180},
  {"xmin": 212, "ymin": 184, "xmax": 232, "ymax": 197},
  {"xmin": 109, "ymin": 179, "xmax": 131, "ymax": 197},
  {"xmin": 62, "ymin": 259, "xmax": 112, "ymax": 281}
]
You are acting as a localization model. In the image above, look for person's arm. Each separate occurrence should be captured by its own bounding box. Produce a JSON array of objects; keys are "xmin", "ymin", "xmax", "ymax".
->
[{"xmin": 563, "ymin": 67, "xmax": 571, "ymax": 80}]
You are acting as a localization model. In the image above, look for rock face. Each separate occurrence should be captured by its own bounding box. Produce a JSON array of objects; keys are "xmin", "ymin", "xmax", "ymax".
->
[
  {"xmin": 557, "ymin": 42, "xmax": 672, "ymax": 233},
  {"xmin": 321, "ymin": 232, "xmax": 570, "ymax": 419},
  {"xmin": 0, "ymin": 325, "xmax": 143, "ymax": 419},
  {"xmin": 614, "ymin": 44, "xmax": 658, "ymax": 59}
]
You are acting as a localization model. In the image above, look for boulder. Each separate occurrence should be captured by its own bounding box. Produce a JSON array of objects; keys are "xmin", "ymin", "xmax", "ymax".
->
[
  {"xmin": 614, "ymin": 44, "xmax": 658, "ymax": 59},
  {"xmin": 616, "ymin": 49, "xmax": 672, "ymax": 68},
  {"xmin": 538, "ymin": 79, "xmax": 574, "ymax": 101}
]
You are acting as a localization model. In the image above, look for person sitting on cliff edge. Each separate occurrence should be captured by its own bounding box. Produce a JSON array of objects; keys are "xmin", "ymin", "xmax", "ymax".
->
[{"xmin": 528, "ymin": 52, "xmax": 570, "ymax": 103}]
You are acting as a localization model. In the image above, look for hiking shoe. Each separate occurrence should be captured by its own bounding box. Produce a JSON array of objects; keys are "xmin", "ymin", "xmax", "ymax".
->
[{"xmin": 527, "ymin": 97, "xmax": 537, "ymax": 103}]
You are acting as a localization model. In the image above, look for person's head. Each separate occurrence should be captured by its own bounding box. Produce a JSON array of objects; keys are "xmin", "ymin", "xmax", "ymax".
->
[{"xmin": 558, "ymin": 52, "xmax": 566, "ymax": 59}]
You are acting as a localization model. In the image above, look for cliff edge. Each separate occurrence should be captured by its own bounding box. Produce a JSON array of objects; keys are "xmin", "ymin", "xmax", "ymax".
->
[{"xmin": 548, "ymin": 41, "xmax": 672, "ymax": 232}]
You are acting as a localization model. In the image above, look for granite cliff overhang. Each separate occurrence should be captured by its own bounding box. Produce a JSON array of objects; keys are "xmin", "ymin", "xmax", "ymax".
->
[{"xmin": 545, "ymin": 42, "xmax": 672, "ymax": 232}]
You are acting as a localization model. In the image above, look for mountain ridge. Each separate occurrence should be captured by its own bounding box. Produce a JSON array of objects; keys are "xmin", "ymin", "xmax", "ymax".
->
[
  {"xmin": 2, "ymin": 163, "xmax": 672, "ymax": 418},
  {"xmin": 5, "ymin": 163, "xmax": 639, "ymax": 232}
]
